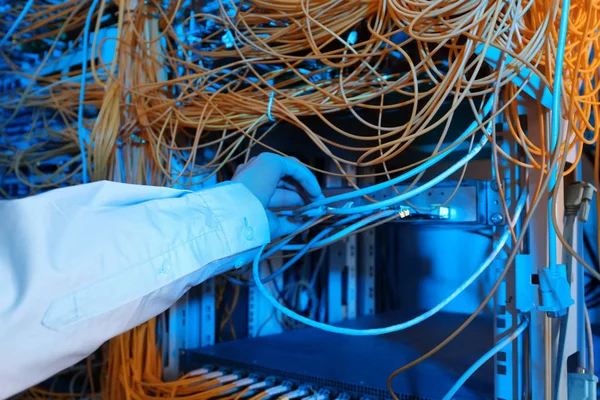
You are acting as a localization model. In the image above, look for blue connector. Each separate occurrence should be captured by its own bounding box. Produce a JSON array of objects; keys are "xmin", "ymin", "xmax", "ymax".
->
[
  {"xmin": 347, "ymin": 31, "xmax": 358, "ymax": 46},
  {"xmin": 568, "ymin": 372, "xmax": 597, "ymax": 400},
  {"xmin": 537, "ymin": 264, "xmax": 574, "ymax": 317}
]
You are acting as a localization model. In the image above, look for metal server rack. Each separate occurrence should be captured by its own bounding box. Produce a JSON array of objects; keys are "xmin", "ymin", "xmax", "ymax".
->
[
  {"xmin": 162, "ymin": 173, "xmax": 511, "ymax": 390},
  {"xmin": 0, "ymin": 10, "xmax": 589, "ymax": 400},
  {"xmin": 0, "ymin": 66, "xmax": 583, "ymax": 398},
  {"xmin": 163, "ymin": 104, "xmax": 589, "ymax": 399},
  {"xmin": 493, "ymin": 99, "xmax": 588, "ymax": 400}
]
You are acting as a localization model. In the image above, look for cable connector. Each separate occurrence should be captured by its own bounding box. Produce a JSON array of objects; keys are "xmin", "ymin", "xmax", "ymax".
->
[
  {"xmin": 537, "ymin": 264, "xmax": 574, "ymax": 317},
  {"xmin": 265, "ymin": 383, "xmax": 291, "ymax": 397},
  {"xmin": 283, "ymin": 206, "xmax": 326, "ymax": 219},
  {"xmin": 568, "ymin": 372, "xmax": 597, "ymax": 399},
  {"xmin": 278, "ymin": 387, "xmax": 310, "ymax": 399},
  {"xmin": 302, "ymin": 390, "xmax": 330, "ymax": 400},
  {"xmin": 565, "ymin": 181, "xmax": 596, "ymax": 222},
  {"xmin": 304, "ymin": 206, "xmax": 327, "ymax": 218}
]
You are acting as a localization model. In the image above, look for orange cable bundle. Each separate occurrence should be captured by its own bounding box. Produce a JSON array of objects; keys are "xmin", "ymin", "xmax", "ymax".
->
[{"xmin": 5, "ymin": 0, "xmax": 600, "ymax": 189}]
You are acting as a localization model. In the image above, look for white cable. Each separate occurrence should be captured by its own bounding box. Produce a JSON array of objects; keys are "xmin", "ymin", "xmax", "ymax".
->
[{"xmin": 585, "ymin": 305, "xmax": 595, "ymax": 373}]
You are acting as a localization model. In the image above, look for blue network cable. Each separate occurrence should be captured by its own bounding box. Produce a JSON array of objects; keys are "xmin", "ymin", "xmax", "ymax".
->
[
  {"xmin": 267, "ymin": 211, "xmax": 395, "ymax": 281},
  {"xmin": 77, "ymin": 0, "xmax": 101, "ymax": 184},
  {"xmin": 261, "ymin": 216, "xmax": 323, "ymax": 260},
  {"xmin": 325, "ymin": 133, "xmax": 489, "ymax": 215},
  {"xmin": 262, "ymin": 214, "xmax": 366, "ymax": 283},
  {"xmin": 294, "ymin": 96, "xmax": 495, "ymax": 214},
  {"xmin": 0, "ymin": 0, "xmax": 35, "ymax": 47},
  {"xmin": 442, "ymin": 317, "xmax": 529, "ymax": 400},
  {"xmin": 230, "ymin": 211, "xmax": 386, "ymax": 285},
  {"xmin": 225, "ymin": 216, "xmax": 325, "ymax": 286},
  {"xmin": 281, "ymin": 212, "xmax": 386, "ymax": 252},
  {"xmin": 252, "ymin": 190, "xmax": 528, "ymax": 336},
  {"xmin": 548, "ymin": 0, "xmax": 571, "ymax": 270},
  {"xmin": 244, "ymin": 213, "xmax": 380, "ymax": 285}
]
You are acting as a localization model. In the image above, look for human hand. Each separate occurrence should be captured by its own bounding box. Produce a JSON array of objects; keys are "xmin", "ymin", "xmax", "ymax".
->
[{"xmin": 232, "ymin": 153, "xmax": 322, "ymax": 239}]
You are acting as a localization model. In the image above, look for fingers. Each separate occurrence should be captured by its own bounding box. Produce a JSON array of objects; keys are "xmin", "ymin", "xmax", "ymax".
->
[
  {"xmin": 233, "ymin": 157, "xmax": 256, "ymax": 177},
  {"xmin": 233, "ymin": 163, "xmax": 248, "ymax": 176},
  {"xmin": 276, "ymin": 156, "xmax": 322, "ymax": 200},
  {"xmin": 276, "ymin": 179, "xmax": 298, "ymax": 192},
  {"xmin": 269, "ymin": 188, "xmax": 305, "ymax": 208},
  {"xmin": 232, "ymin": 152, "xmax": 322, "ymax": 211}
]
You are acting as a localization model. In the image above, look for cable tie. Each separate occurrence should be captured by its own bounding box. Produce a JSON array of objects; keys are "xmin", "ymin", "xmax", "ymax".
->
[{"xmin": 267, "ymin": 91, "xmax": 275, "ymax": 121}]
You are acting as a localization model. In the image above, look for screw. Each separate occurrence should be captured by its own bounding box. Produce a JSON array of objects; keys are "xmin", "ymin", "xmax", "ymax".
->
[
  {"xmin": 491, "ymin": 181, "xmax": 499, "ymax": 191},
  {"xmin": 490, "ymin": 213, "xmax": 504, "ymax": 225}
]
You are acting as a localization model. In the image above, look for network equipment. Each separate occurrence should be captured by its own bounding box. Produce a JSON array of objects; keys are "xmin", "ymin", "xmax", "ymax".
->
[{"xmin": 1, "ymin": 0, "xmax": 600, "ymax": 399}]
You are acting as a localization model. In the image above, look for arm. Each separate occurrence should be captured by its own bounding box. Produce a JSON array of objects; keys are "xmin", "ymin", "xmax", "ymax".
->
[
  {"xmin": 0, "ymin": 154, "xmax": 321, "ymax": 397},
  {"xmin": 0, "ymin": 181, "xmax": 269, "ymax": 397}
]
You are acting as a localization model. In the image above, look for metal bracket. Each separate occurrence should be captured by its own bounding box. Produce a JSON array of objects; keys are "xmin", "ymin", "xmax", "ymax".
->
[
  {"xmin": 162, "ymin": 281, "xmax": 211, "ymax": 381},
  {"xmin": 248, "ymin": 256, "xmax": 284, "ymax": 337},
  {"xmin": 322, "ymin": 180, "xmax": 504, "ymax": 226}
]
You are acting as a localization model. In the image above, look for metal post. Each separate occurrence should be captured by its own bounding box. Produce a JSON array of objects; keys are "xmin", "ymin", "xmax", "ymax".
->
[
  {"xmin": 199, "ymin": 279, "xmax": 216, "ymax": 347},
  {"xmin": 555, "ymin": 141, "xmax": 585, "ymax": 399},
  {"xmin": 326, "ymin": 162, "xmax": 358, "ymax": 323},
  {"xmin": 358, "ymin": 228, "xmax": 376, "ymax": 317},
  {"xmin": 326, "ymin": 237, "xmax": 357, "ymax": 322},
  {"xmin": 521, "ymin": 100, "xmax": 580, "ymax": 400},
  {"xmin": 493, "ymin": 117, "xmax": 524, "ymax": 400},
  {"xmin": 523, "ymin": 102, "xmax": 552, "ymax": 400},
  {"xmin": 357, "ymin": 168, "xmax": 376, "ymax": 317},
  {"xmin": 248, "ymin": 256, "xmax": 284, "ymax": 337},
  {"xmin": 163, "ymin": 281, "xmax": 210, "ymax": 380}
]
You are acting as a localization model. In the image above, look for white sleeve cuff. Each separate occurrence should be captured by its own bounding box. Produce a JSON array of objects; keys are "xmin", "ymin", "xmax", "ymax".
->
[{"xmin": 194, "ymin": 182, "xmax": 271, "ymax": 269}]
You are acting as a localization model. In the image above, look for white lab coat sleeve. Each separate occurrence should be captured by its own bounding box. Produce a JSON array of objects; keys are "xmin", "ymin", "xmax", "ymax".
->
[{"xmin": 0, "ymin": 180, "xmax": 270, "ymax": 398}]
